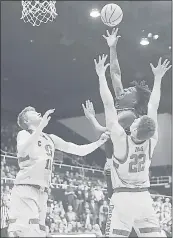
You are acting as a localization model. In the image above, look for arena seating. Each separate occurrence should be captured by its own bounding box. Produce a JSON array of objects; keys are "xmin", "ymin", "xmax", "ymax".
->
[{"xmin": 1, "ymin": 153, "xmax": 172, "ymax": 236}]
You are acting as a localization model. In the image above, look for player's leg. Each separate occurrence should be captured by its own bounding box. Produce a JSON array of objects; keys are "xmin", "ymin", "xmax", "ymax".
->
[
  {"xmin": 134, "ymin": 191, "xmax": 165, "ymax": 237},
  {"xmin": 38, "ymin": 190, "xmax": 48, "ymax": 237},
  {"xmin": 8, "ymin": 185, "xmax": 40, "ymax": 237},
  {"xmin": 105, "ymin": 192, "xmax": 133, "ymax": 237}
]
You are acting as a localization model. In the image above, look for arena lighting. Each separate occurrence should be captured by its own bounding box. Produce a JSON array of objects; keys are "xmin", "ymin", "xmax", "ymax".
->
[
  {"xmin": 140, "ymin": 38, "xmax": 150, "ymax": 46},
  {"xmin": 153, "ymin": 34, "xmax": 159, "ymax": 40},
  {"xmin": 148, "ymin": 33, "xmax": 152, "ymax": 37},
  {"xmin": 169, "ymin": 46, "xmax": 171, "ymax": 50},
  {"xmin": 90, "ymin": 9, "xmax": 100, "ymax": 18}
]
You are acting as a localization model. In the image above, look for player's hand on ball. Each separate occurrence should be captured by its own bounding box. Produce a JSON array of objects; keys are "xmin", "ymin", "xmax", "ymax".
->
[
  {"xmin": 82, "ymin": 100, "xmax": 96, "ymax": 119},
  {"xmin": 103, "ymin": 28, "xmax": 121, "ymax": 47},
  {"xmin": 150, "ymin": 57, "xmax": 172, "ymax": 78},
  {"xmin": 39, "ymin": 109, "xmax": 55, "ymax": 129},
  {"xmin": 99, "ymin": 131, "xmax": 110, "ymax": 144},
  {"xmin": 94, "ymin": 54, "xmax": 110, "ymax": 76}
]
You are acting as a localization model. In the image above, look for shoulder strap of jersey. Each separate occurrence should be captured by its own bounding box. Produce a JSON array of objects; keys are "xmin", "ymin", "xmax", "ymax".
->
[
  {"xmin": 44, "ymin": 133, "xmax": 55, "ymax": 147},
  {"xmin": 113, "ymin": 135, "xmax": 129, "ymax": 164}
]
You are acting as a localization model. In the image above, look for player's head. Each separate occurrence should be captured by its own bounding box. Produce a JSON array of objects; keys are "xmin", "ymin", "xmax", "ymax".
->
[
  {"xmin": 130, "ymin": 115, "xmax": 156, "ymax": 141},
  {"xmin": 17, "ymin": 106, "xmax": 42, "ymax": 130},
  {"xmin": 116, "ymin": 86, "xmax": 137, "ymax": 109}
]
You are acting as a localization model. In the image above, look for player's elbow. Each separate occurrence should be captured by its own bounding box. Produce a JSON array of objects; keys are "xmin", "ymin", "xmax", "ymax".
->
[{"xmin": 17, "ymin": 148, "xmax": 28, "ymax": 158}]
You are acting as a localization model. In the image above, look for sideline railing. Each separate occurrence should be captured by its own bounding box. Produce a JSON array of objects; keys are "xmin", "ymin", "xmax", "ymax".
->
[
  {"xmin": 1, "ymin": 177, "xmax": 172, "ymax": 200},
  {"xmin": 1, "ymin": 154, "xmax": 172, "ymax": 186}
]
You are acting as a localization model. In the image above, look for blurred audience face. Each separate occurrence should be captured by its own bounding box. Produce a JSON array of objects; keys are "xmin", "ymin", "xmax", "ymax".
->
[
  {"xmin": 67, "ymin": 223, "xmax": 73, "ymax": 232},
  {"xmin": 59, "ymin": 222, "xmax": 64, "ymax": 230},
  {"xmin": 5, "ymin": 185, "xmax": 10, "ymax": 192},
  {"xmin": 157, "ymin": 197, "xmax": 162, "ymax": 203},
  {"xmin": 50, "ymin": 223, "xmax": 56, "ymax": 231},
  {"xmin": 86, "ymin": 208, "xmax": 90, "ymax": 214},
  {"xmin": 103, "ymin": 200, "xmax": 107, "ymax": 206},
  {"xmin": 90, "ymin": 200, "xmax": 95, "ymax": 205},
  {"xmin": 54, "ymin": 206, "xmax": 60, "ymax": 214},
  {"xmin": 5, "ymin": 166, "xmax": 10, "ymax": 173},
  {"xmin": 77, "ymin": 190, "xmax": 82, "ymax": 195},
  {"xmin": 165, "ymin": 198, "xmax": 170, "ymax": 203},
  {"xmin": 75, "ymin": 172, "xmax": 79, "ymax": 178},
  {"xmin": 65, "ymin": 171, "xmax": 69, "ymax": 176},
  {"xmin": 84, "ymin": 192, "xmax": 89, "ymax": 198},
  {"xmin": 62, "ymin": 218, "xmax": 67, "ymax": 223},
  {"xmin": 68, "ymin": 205, "xmax": 73, "ymax": 212},
  {"xmin": 70, "ymin": 172, "xmax": 74, "ymax": 177},
  {"xmin": 54, "ymin": 224, "xmax": 59, "ymax": 232},
  {"xmin": 84, "ymin": 202, "xmax": 89, "ymax": 209},
  {"xmin": 87, "ymin": 224, "xmax": 92, "ymax": 231},
  {"xmin": 76, "ymin": 222, "xmax": 82, "ymax": 228}
]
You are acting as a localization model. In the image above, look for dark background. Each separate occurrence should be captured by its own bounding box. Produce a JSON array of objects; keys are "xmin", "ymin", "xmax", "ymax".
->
[
  {"xmin": 1, "ymin": 1, "xmax": 172, "ymax": 166},
  {"xmin": 1, "ymin": 1, "xmax": 172, "ymax": 118}
]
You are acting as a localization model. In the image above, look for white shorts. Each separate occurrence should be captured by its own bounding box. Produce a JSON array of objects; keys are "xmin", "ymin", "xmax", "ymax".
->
[
  {"xmin": 105, "ymin": 191, "xmax": 165, "ymax": 237},
  {"xmin": 8, "ymin": 185, "xmax": 48, "ymax": 237}
]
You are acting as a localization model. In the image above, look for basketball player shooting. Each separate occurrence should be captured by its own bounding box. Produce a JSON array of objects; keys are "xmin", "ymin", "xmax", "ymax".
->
[
  {"xmin": 82, "ymin": 28, "xmax": 152, "ymax": 199},
  {"xmin": 94, "ymin": 54, "xmax": 171, "ymax": 237},
  {"xmin": 83, "ymin": 28, "xmax": 151, "ymax": 133},
  {"xmin": 8, "ymin": 108, "xmax": 110, "ymax": 237}
]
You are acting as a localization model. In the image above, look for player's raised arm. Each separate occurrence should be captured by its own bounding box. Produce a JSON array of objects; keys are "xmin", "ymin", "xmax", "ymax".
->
[
  {"xmin": 17, "ymin": 109, "xmax": 55, "ymax": 157},
  {"xmin": 103, "ymin": 28, "xmax": 124, "ymax": 97},
  {"xmin": 50, "ymin": 132, "xmax": 110, "ymax": 157},
  {"xmin": 148, "ymin": 57, "xmax": 171, "ymax": 140},
  {"xmin": 82, "ymin": 100, "xmax": 107, "ymax": 136},
  {"xmin": 94, "ymin": 54, "xmax": 124, "ymax": 137}
]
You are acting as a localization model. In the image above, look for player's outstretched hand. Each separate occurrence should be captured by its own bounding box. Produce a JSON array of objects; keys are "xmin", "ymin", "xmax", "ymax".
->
[
  {"xmin": 102, "ymin": 28, "xmax": 121, "ymax": 47},
  {"xmin": 39, "ymin": 109, "xmax": 55, "ymax": 129},
  {"xmin": 150, "ymin": 57, "xmax": 172, "ymax": 78},
  {"xmin": 99, "ymin": 131, "xmax": 110, "ymax": 145},
  {"xmin": 94, "ymin": 54, "xmax": 110, "ymax": 76},
  {"xmin": 82, "ymin": 100, "xmax": 96, "ymax": 120}
]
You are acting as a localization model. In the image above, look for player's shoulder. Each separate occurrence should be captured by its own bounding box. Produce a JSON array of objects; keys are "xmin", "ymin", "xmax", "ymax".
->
[
  {"xmin": 150, "ymin": 136, "xmax": 158, "ymax": 146},
  {"xmin": 17, "ymin": 130, "xmax": 30, "ymax": 140}
]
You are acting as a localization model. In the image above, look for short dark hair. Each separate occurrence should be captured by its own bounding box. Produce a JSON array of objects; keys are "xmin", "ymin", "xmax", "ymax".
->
[
  {"xmin": 131, "ymin": 80, "xmax": 151, "ymax": 116},
  {"xmin": 17, "ymin": 106, "xmax": 36, "ymax": 130},
  {"xmin": 136, "ymin": 115, "xmax": 156, "ymax": 140}
]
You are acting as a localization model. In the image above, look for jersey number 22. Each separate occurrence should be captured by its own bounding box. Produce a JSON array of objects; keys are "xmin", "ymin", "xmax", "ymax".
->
[{"xmin": 129, "ymin": 154, "xmax": 146, "ymax": 173}]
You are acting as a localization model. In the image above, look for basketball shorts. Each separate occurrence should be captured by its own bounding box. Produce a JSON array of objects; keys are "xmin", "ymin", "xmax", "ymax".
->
[
  {"xmin": 105, "ymin": 191, "xmax": 165, "ymax": 237},
  {"xmin": 8, "ymin": 184, "xmax": 48, "ymax": 237}
]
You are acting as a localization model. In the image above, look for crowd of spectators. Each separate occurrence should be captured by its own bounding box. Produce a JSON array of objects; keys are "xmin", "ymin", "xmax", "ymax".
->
[
  {"xmin": 1, "ymin": 124, "xmax": 18, "ymax": 154},
  {"xmin": 1, "ymin": 156, "xmax": 172, "ymax": 236}
]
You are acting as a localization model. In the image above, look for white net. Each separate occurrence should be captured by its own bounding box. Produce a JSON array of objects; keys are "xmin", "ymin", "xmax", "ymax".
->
[{"xmin": 21, "ymin": 1, "xmax": 57, "ymax": 26}]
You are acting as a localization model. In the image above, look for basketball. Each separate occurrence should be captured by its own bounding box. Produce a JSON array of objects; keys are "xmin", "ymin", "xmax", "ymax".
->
[{"xmin": 101, "ymin": 3, "xmax": 123, "ymax": 27}]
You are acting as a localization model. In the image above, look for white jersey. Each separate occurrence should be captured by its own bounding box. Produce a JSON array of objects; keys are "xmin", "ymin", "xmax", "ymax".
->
[
  {"xmin": 111, "ymin": 135, "xmax": 157, "ymax": 189},
  {"xmin": 15, "ymin": 130, "xmax": 55, "ymax": 188}
]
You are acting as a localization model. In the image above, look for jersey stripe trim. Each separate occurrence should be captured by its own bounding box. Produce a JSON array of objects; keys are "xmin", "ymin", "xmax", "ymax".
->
[
  {"xmin": 39, "ymin": 224, "xmax": 46, "ymax": 231},
  {"xmin": 45, "ymin": 133, "xmax": 55, "ymax": 147},
  {"xmin": 18, "ymin": 155, "xmax": 30, "ymax": 163},
  {"xmin": 113, "ymin": 187, "xmax": 148, "ymax": 193},
  {"xmin": 112, "ymin": 229, "xmax": 130, "ymax": 236},
  {"xmin": 113, "ymin": 135, "xmax": 129, "ymax": 164},
  {"xmin": 139, "ymin": 227, "xmax": 161, "ymax": 233}
]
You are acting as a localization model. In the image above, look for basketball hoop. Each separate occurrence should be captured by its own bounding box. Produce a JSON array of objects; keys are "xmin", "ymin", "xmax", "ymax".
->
[{"xmin": 21, "ymin": 1, "xmax": 57, "ymax": 26}]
